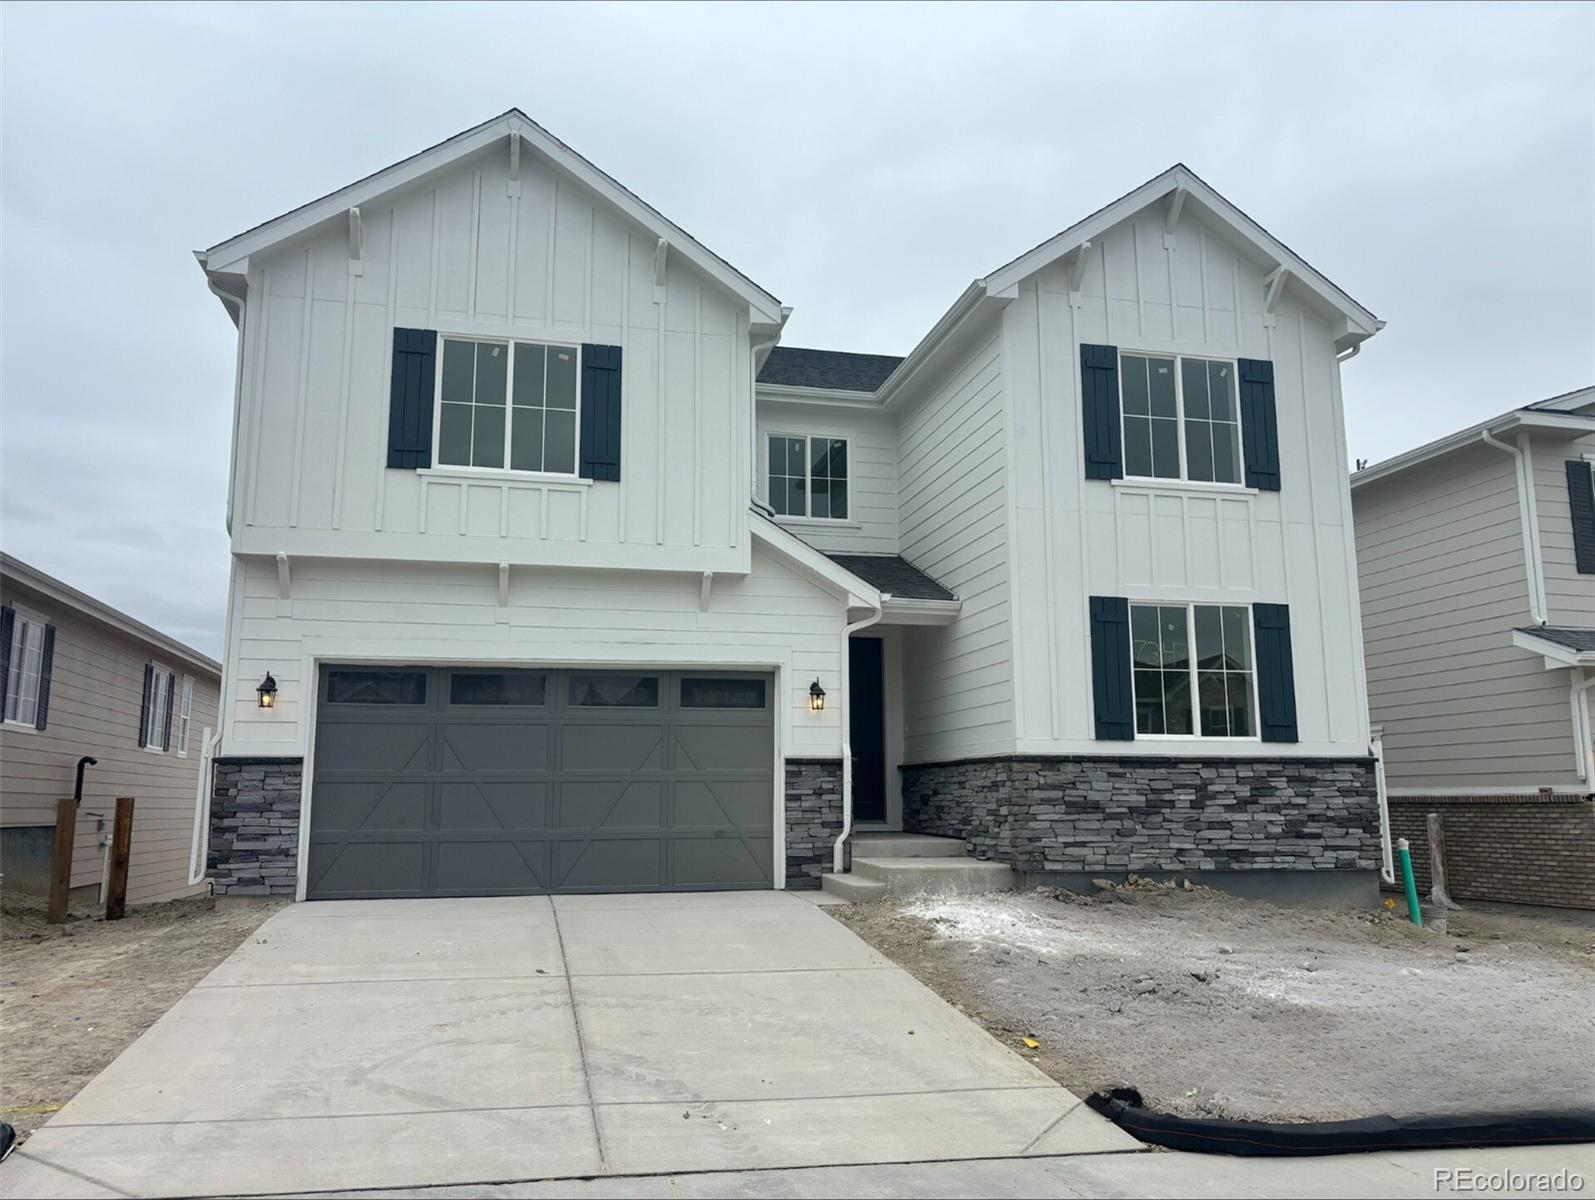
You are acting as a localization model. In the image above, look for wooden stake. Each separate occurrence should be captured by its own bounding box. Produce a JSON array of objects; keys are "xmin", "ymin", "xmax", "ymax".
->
[
  {"xmin": 1427, "ymin": 810, "xmax": 1462, "ymax": 911},
  {"xmin": 47, "ymin": 798, "xmax": 76, "ymax": 924},
  {"xmin": 105, "ymin": 797, "xmax": 135, "ymax": 921}
]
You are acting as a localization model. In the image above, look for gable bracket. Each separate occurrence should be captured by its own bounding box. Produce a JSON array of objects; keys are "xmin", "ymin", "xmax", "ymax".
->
[
  {"xmin": 275, "ymin": 552, "xmax": 291, "ymax": 601},
  {"xmin": 507, "ymin": 133, "xmax": 522, "ymax": 198},
  {"xmin": 1162, "ymin": 185, "xmax": 1187, "ymax": 244},
  {"xmin": 1263, "ymin": 265, "xmax": 1290, "ymax": 317},
  {"xmin": 347, "ymin": 207, "xmax": 364, "ymax": 276},
  {"xmin": 653, "ymin": 238, "xmax": 669, "ymax": 303},
  {"xmin": 1067, "ymin": 240, "xmax": 1093, "ymax": 295},
  {"xmin": 497, "ymin": 561, "xmax": 510, "ymax": 607},
  {"xmin": 699, "ymin": 571, "xmax": 713, "ymax": 614}
]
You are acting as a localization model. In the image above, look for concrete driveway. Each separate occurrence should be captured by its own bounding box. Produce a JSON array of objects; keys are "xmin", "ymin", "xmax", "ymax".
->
[{"xmin": 2, "ymin": 892, "xmax": 1137, "ymax": 1197}]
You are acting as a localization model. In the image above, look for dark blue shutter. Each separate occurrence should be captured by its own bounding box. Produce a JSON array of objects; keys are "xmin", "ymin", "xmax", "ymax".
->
[
  {"xmin": 387, "ymin": 328, "xmax": 437, "ymax": 469},
  {"xmin": 138, "ymin": 663, "xmax": 153, "ymax": 746},
  {"xmin": 34, "ymin": 624, "xmax": 54, "ymax": 731},
  {"xmin": 1081, "ymin": 344, "xmax": 1123, "ymax": 480},
  {"xmin": 162, "ymin": 674, "xmax": 175, "ymax": 751},
  {"xmin": 1089, "ymin": 596, "xmax": 1134, "ymax": 740},
  {"xmin": 1567, "ymin": 460, "xmax": 1595, "ymax": 575},
  {"xmin": 0, "ymin": 606, "xmax": 13, "ymax": 717},
  {"xmin": 579, "ymin": 344, "xmax": 623, "ymax": 482},
  {"xmin": 1253, "ymin": 603, "xmax": 1298, "ymax": 743},
  {"xmin": 1238, "ymin": 358, "xmax": 1281, "ymax": 491}
]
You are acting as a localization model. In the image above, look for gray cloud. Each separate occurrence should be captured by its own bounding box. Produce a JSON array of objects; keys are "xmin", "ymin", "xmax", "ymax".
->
[{"xmin": 4, "ymin": 0, "xmax": 1591, "ymax": 656}]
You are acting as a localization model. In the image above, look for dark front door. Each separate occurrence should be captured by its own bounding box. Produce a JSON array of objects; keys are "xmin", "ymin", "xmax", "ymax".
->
[{"xmin": 849, "ymin": 637, "xmax": 886, "ymax": 823}]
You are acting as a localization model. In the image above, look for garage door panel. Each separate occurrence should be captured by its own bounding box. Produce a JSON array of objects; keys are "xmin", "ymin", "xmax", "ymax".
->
[
  {"xmin": 673, "ymin": 726, "xmax": 770, "ymax": 771},
  {"xmin": 673, "ymin": 837, "xmax": 773, "ymax": 888},
  {"xmin": 437, "ymin": 782, "xmax": 551, "ymax": 832},
  {"xmin": 314, "ymin": 723, "xmax": 431, "ymax": 772},
  {"xmin": 556, "ymin": 838, "xmax": 664, "ymax": 891},
  {"xmin": 673, "ymin": 780, "xmax": 773, "ymax": 831},
  {"xmin": 313, "ymin": 781, "xmax": 427, "ymax": 833},
  {"xmin": 441, "ymin": 723, "xmax": 552, "ymax": 772},
  {"xmin": 561, "ymin": 724, "xmax": 665, "ymax": 771},
  {"xmin": 309, "ymin": 840, "xmax": 429, "ymax": 899},
  {"xmin": 435, "ymin": 839, "xmax": 551, "ymax": 894},
  {"xmin": 558, "ymin": 781, "xmax": 665, "ymax": 830}
]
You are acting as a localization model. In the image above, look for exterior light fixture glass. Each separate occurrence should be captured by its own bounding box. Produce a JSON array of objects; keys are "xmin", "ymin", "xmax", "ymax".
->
[
  {"xmin": 809, "ymin": 679, "xmax": 826, "ymax": 712},
  {"xmin": 257, "ymin": 671, "xmax": 278, "ymax": 709}
]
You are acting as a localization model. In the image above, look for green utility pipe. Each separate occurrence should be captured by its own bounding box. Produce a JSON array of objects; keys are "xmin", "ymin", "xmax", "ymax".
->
[{"xmin": 1396, "ymin": 838, "xmax": 1422, "ymax": 927}]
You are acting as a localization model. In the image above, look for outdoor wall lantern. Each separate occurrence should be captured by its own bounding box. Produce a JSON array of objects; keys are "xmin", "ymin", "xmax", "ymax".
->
[
  {"xmin": 809, "ymin": 679, "xmax": 826, "ymax": 713},
  {"xmin": 257, "ymin": 671, "xmax": 279, "ymax": 709}
]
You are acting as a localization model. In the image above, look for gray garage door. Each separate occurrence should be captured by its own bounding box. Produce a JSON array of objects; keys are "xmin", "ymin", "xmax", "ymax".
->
[{"xmin": 307, "ymin": 666, "xmax": 774, "ymax": 899}]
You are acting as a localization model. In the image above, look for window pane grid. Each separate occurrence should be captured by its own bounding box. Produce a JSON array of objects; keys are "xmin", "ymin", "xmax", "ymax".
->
[
  {"xmin": 1121, "ymin": 353, "xmax": 1243, "ymax": 484},
  {"xmin": 768, "ymin": 435, "xmax": 848, "ymax": 519},
  {"xmin": 1132, "ymin": 603, "xmax": 1254, "ymax": 739},
  {"xmin": 441, "ymin": 339, "xmax": 577, "ymax": 474},
  {"xmin": 5, "ymin": 618, "xmax": 42, "ymax": 725}
]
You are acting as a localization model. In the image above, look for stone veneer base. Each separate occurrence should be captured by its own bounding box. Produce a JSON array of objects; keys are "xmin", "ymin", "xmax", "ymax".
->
[
  {"xmin": 784, "ymin": 758, "xmax": 846, "ymax": 888},
  {"xmin": 902, "ymin": 755, "xmax": 1380, "ymax": 887},
  {"xmin": 209, "ymin": 757, "xmax": 303, "ymax": 897}
]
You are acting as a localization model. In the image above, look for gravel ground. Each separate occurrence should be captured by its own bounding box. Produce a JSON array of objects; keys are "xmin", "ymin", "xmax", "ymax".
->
[
  {"xmin": 830, "ymin": 880, "xmax": 1595, "ymax": 1123},
  {"xmin": 0, "ymin": 892, "xmax": 283, "ymax": 1141}
]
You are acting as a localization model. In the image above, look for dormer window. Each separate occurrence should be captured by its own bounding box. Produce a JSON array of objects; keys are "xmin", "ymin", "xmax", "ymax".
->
[{"xmin": 768, "ymin": 435, "xmax": 849, "ymax": 520}]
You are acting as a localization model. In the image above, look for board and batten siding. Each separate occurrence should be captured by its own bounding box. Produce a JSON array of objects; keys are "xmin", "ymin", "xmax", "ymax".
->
[
  {"xmin": 896, "ymin": 324, "xmax": 1014, "ymax": 762},
  {"xmin": 754, "ymin": 398, "xmax": 900, "ymax": 555},
  {"xmin": 0, "ymin": 587, "xmax": 219, "ymax": 904},
  {"xmin": 1533, "ymin": 430, "xmax": 1595, "ymax": 628},
  {"xmin": 1001, "ymin": 208, "xmax": 1369, "ymax": 757},
  {"xmin": 231, "ymin": 141, "xmax": 754, "ymax": 576},
  {"xmin": 221, "ymin": 542, "xmax": 848, "ymax": 761},
  {"xmin": 1354, "ymin": 442, "xmax": 1580, "ymax": 791}
]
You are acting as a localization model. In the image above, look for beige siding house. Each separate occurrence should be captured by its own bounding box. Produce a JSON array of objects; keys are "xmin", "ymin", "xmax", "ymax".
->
[
  {"xmin": 1, "ymin": 554, "xmax": 221, "ymax": 905},
  {"xmin": 1351, "ymin": 387, "xmax": 1595, "ymax": 907}
]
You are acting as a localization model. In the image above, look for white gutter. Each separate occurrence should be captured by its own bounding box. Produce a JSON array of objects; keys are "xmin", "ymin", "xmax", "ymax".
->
[
  {"xmin": 188, "ymin": 726, "xmax": 219, "ymax": 886},
  {"xmin": 1369, "ymin": 724, "xmax": 1395, "ymax": 885},
  {"xmin": 1480, "ymin": 428, "xmax": 1548, "ymax": 625},
  {"xmin": 205, "ymin": 268, "xmax": 249, "ymax": 539},
  {"xmin": 834, "ymin": 593, "xmax": 889, "ymax": 872},
  {"xmin": 1573, "ymin": 673, "xmax": 1595, "ymax": 784}
]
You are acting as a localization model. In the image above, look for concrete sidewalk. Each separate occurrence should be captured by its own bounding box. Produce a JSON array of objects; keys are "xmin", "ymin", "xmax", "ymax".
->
[{"xmin": 0, "ymin": 892, "xmax": 1136, "ymax": 1198}]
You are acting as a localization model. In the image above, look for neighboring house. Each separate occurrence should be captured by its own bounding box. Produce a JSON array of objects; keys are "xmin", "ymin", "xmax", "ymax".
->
[
  {"xmin": 196, "ymin": 109, "xmax": 1383, "ymax": 903},
  {"xmin": 1351, "ymin": 388, "xmax": 1595, "ymax": 908},
  {"xmin": 0, "ymin": 554, "xmax": 221, "ymax": 905}
]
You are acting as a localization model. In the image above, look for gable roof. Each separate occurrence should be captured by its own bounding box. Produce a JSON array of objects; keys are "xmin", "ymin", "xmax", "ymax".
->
[
  {"xmin": 758, "ymin": 347, "xmax": 904, "ymax": 393},
  {"xmin": 878, "ymin": 163, "xmax": 1384, "ymax": 409},
  {"xmin": 196, "ymin": 109, "xmax": 784, "ymax": 327},
  {"xmin": 1351, "ymin": 386, "xmax": 1595, "ymax": 490}
]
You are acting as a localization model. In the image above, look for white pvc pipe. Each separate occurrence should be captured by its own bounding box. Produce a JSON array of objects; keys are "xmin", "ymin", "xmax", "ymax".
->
[
  {"xmin": 188, "ymin": 726, "xmax": 218, "ymax": 886},
  {"xmin": 1480, "ymin": 428, "xmax": 1548, "ymax": 626},
  {"xmin": 1370, "ymin": 724, "xmax": 1395, "ymax": 885},
  {"xmin": 833, "ymin": 594, "xmax": 888, "ymax": 872}
]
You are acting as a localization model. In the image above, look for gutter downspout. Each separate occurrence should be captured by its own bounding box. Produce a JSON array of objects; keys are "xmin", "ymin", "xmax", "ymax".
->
[
  {"xmin": 834, "ymin": 593, "xmax": 889, "ymax": 872},
  {"xmin": 1370, "ymin": 724, "xmax": 1395, "ymax": 885},
  {"xmin": 188, "ymin": 726, "xmax": 219, "ymax": 886},
  {"xmin": 206, "ymin": 274, "xmax": 248, "ymax": 539},
  {"xmin": 1572, "ymin": 673, "xmax": 1595, "ymax": 785},
  {"xmin": 1480, "ymin": 428, "xmax": 1548, "ymax": 625}
]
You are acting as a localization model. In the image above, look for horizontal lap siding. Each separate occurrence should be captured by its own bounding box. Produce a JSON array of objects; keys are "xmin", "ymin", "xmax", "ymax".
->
[
  {"xmin": 1533, "ymin": 431, "xmax": 1595, "ymax": 627},
  {"xmin": 0, "ymin": 586, "xmax": 219, "ymax": 904},
  {"xmin": 755, "ymin": 402, "xmax": 899, "ymax": 554},
  {"xmin": 221, "ymin": 544, "xmax": 846, "ymax": 760},
  {"xmin": 897, "ymin": 329, "xmax": 1013, "ymax": 761},
  {"xmin": 1353, "ymin": 443, "xmax": 1578, "ymax": 791}
]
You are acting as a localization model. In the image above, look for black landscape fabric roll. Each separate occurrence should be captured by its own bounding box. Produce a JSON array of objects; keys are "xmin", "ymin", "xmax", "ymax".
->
[{"xmin": 1086, "ymin": 1088, "xmax": 1595, "ymax": 1157}]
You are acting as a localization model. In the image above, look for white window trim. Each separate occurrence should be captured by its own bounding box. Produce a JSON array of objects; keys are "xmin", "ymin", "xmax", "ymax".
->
[
  {"xmin": 1118, "ymin": 350, "xmax": 1247, "ymax": 487},
  {"xmin": 766, "ymin": 432, "xmax": 851, "ymax": 522},
  {"xmin": 3, "ymin": 605, "xmax": 48, "ymax": 731},
  {"xmin": 142, "ymin": 662, "xmax": 175, "ymax": 752},
  {"xmin": 1128, "ymin": 600, "xmax": 1262, "ymax": 742},
  {"xmin": 175, "ymin": 675, "xmax": 194, "ymax": 757},
  {"xmin": 430, "ymin": 334, "xmax": 584, "ymax": 479}
]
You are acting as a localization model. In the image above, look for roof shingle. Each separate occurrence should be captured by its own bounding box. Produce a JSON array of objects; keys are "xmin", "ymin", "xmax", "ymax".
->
[
  {"xmin": 758, "ymin": 347, "xmax": 903, "ymax": 393},
  {"xmin": 826, "ymin": 554, "xmax": 957, "ymax": 602},
  {"xmin": 1519, "ymin": 626, "xmax": 1595, "ymax": 653}
]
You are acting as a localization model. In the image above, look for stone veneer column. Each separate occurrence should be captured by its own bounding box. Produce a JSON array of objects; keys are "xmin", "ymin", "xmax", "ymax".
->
[
  {"xmin": 208, "ymin": 758, "xmax": 303, "ymax": 896},
  {"xmin": 784, "ymin": 758, "xmax": 846, "ymax": 888}
]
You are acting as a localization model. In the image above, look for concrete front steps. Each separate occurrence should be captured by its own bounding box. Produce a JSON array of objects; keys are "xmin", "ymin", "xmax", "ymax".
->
[{"xmin": 820, "ymin": 832, "xmax": 1019, "ymax": 901}]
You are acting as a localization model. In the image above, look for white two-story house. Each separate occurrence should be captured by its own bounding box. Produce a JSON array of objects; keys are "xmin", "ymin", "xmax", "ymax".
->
[{"xmin": 197, "ymin": 110, "xmax": 1383, "ymax": 902}]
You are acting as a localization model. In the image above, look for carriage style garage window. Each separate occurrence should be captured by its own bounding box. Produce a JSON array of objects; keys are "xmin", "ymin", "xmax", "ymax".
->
[
  {"xmin": 437, "ymin": 338, "xmax": 578, "ymax": 474},
  {"xmin": 768, "ymin": 435, "xmax": 848, "ymax": 520},
  {"xmin": 1130, "ymin": 602, "xmax": 1257, "ymax": 737},
  {"xmin": 1120, "ymin": 353, "xmax": 1243, "ymax": 485}
]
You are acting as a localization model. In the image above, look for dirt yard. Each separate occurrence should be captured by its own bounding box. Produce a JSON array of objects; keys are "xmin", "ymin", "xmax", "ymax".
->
[
  {"xmin": 0, "ymin": 892, "xmax": 283, "ymax": 1141},
  {"xmin": 830, "ymin": 880, "xmax": 1595, "ymax": 1124}
]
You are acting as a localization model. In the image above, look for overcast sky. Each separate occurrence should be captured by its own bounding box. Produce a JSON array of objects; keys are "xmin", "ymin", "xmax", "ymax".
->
[{"xmin": 2, "ymin": 1, "xmax": 1591, "ymax": 657}]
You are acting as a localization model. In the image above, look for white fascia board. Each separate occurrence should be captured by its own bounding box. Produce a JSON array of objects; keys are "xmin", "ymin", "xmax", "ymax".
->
[
  {"xmin": 1513, "ymin": 629, "xmax": 1595, "ymax": 669},
  {"xmin": 749, "ymin": 516, "xmax": 881, "ymax": 608},
  {"xmin": 878, "ymin": 597, "xmax": 961, "ymax": 626},
  {"xmin": 756, "ymin": 383, "xmax": 885, "ymax": 410},
  {"xmin": 198, "ymin": 110, "xmax": 783, "ymax": 324},
  {"xmin": 876, "ymin": 282, "xmax": 995, "ymax": 410},
  {"xmin": 981, "ymin": 164, "xmax": 1382, "ymax": 343},
  {"xmin": 0, "ymin": 553, "xmax": 222, "ymax": 678},
  {"xmin": 1351, "ymin": 411, "xmax": 1595, "ymax": 490}
]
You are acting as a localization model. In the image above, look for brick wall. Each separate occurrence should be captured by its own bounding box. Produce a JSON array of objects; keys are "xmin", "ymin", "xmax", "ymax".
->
[
  {"xmin": 1388, "ymin": 795, "xmax": 1595, "ymax": 909},
  {"xmin": 208, "ymin": 758, "xmax": 302, "ymax": 896},
  {"xmin": 784, "ymin": 758, "xmax": 846, "ymax": 888},
  {"xmin": 903, "ymin": 756, "xmax": 1379, "ymax": 878}
]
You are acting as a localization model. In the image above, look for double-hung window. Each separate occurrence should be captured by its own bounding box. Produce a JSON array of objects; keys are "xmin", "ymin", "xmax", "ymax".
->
[
  {"xmin": 768, "ymin": 435, "xmax": 848, "ymax": 520},
  {"xmin": 174, "ymin": 676, "xmax": 193, "ymax": 755},
  {"xmin": 141, "ymin": 664, "xmax": 174, "ymax": 751},
  {"xmin": 3, "ymin": 611, "xmax": 46, "ymax": 727},
  {"xmin": 1120, "ymin": 353, "xmax": 1243, "ymax": 485},
  {"xmin": 1129, "ymin": 602, "xmax": 1256, "ymax": 738},
  {"xmin": 437, "ymin": 338, "xmax": 578, "ymax": 475}
]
